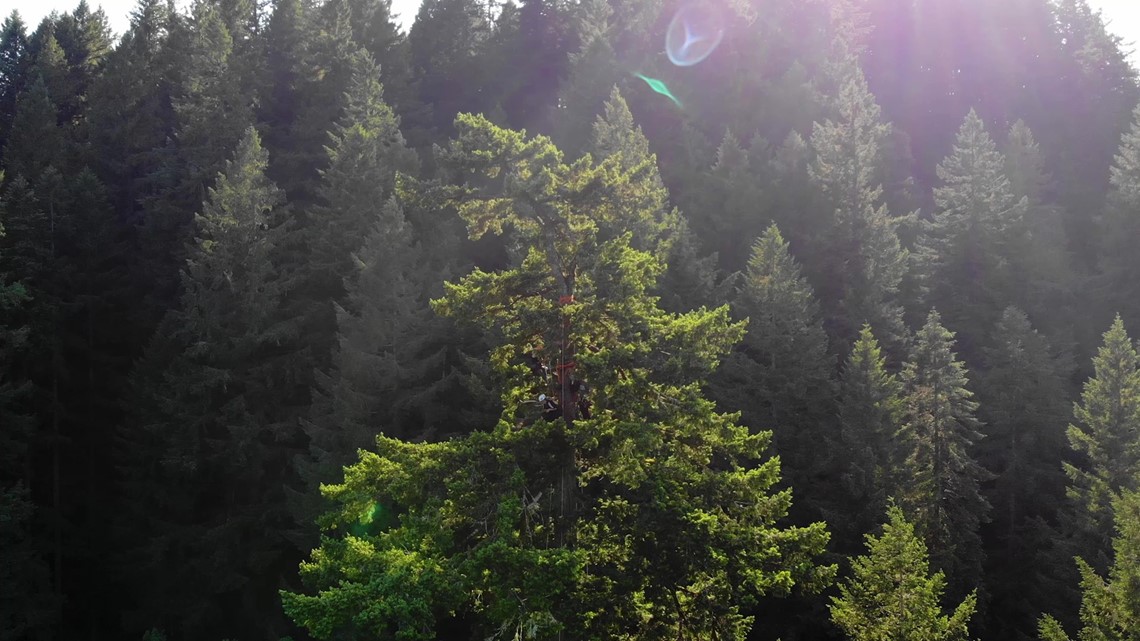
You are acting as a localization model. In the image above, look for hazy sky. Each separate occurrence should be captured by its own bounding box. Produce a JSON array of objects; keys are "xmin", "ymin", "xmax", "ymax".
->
[{"xmin": 6, "ymin": 0, "xmax": 1140, "ymax": 63}]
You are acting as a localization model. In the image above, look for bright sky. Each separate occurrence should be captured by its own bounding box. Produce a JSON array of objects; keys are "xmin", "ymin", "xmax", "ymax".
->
[
  {"xmin": 4, "ymin": 0, "xmax": 1139, "ymax": 63},
  {"xmin": 8, "ymin": 0, "xmax": 423, "ymax": 33}
]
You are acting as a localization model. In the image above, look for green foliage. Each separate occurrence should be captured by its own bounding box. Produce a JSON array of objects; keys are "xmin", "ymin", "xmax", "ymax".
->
[
  {"xmin": 3, "ymin": 77, "xmax": 64, "ymax": 179},
  {"xmin": 295, "ymin": 187, "xmax": 497, "ymax": 547},
  {"xmin": 173, "ymin": 0, "xmax": 252, "ymax": 190},
  {"xmin": 118, "ymin": 128, "xmax": 307, "ymax": 640},
  {"xmin": 0, "ymin": 172, "xmax": 57, "ymax": 641},
  {"xmin": 1101, "ymin": 106, "xmax": 1140, "ymax": 325},
  {"xmin": 303, "ymin": 50, "xmax": 417, "ymax": 364},
  {"xmin": 407, "ymin": 0, "xmax": 492, "ymax": 135},
  {"xmin": 713, "ymin": 223, "xmax": 837, "ymax": 524},
  {"xmin": 1064, "ymin": 315, "xmax": 1140, "ymax": 567},
  {"xmin": 807, "ymin": 60, "xmax": 908, "ymax": 355},
  {"xmin": 1039, "ymin": 490, "xmax": 1140, "ymax": 641},
  {"xmin": 898, "ymin": 310, "xmax": 990, "ymax": 599},
  {"xmin": 51, "ymin": 0, "xmax": 113, "ymax": 125},
  {"xmin": 977, "ymin": 306, "xmax": 1072, "ymax": 641},
  {"xmin": 916, "ymin": 110, "xmax": 1027, "ymax": 364},
  {"xmin": 283, "ymin": 115, "xmax": 834, "ymax": 641},
  {"xmin": 1000, "ymin": 121, "xmax": 1076, "ymax": 350},
  {"xmin": 837, "ymin": 325, "xmax": 904, "ymax": 551},
  {"xmin": 683, "ymin": 129, "xmax": 768, "ymax": 274},
  {"xmin": 0, "ymin": 11, "xmax": 30, "ymax": 151},
  {"xmin": 830, "ymin": 504, "xmax": 977, "ymax": 641},
  {"xmin": 587, "ymin": 86, "xmax": 728, "ymax": 312},
  {"xmin": 979, "ymin": 307, "xmax": 1069, "ymax": 534},
  {"xmin": 552, "ymin": 0, "xmax": 619, "ymax": 157}
]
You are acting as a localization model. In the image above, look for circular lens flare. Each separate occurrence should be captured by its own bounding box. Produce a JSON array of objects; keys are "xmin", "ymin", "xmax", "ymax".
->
[{"xmin": 666, "ymin": 3, "xmax": 725, "ymax": 67}]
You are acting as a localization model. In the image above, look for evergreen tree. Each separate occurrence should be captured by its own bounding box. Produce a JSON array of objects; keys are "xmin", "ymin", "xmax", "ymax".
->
[
  {"xmin": 261, "ymin": 0, "xmax": 307, "ymax": 157},
  {"xmin": 830, "ymin": 504, "xmax": 977, "ymax": 641},
  {"xmin": 118, "ymin": 128, "xmax": 306, "ymax": 641},
  {"xmin": 1002, "ymin": 120, "xmax": 1075, "ymax": 351},
  {"xmin": 0, "ymin": 81, "xmax": 73, "ymax": 620},
  {"xmin": 1101, "ymin": 106, "xmax": 1140, "ymax": 325},
  {"xmin": 916, "ymin": 110, "xmax": 1027, "ymax": 364},
  {"xmin": 1040, "ymin": 490, "xmax": 1140, "ymax": 641},
  {"xmin": 173, "ymin": 0, "xmax": 253, "ymax": 195},
  {"xmin": 587, "ymin": 86, "xmax": 726, "ymax": 311},
  {"xmin": 590, "ymin": 85, "xmax": 651, "ymax": 168},
  {"xmin": 691, "ymin": 130, "xmax": 768, "ymax": 273},
  {"xmin": 0, "ymin": 174, "xmax": 56, "ymax": 641},
  {"xmin": 407, "ymin": 0, "xmax": 492, "ymax": 135},
  {"xmin": 282, "ymin": 114, "xmax": 834, "ymax": 641},
  {"xmin": 294, "ymin": 186, "xmax": 497, "ymax": 544},
  {"xmin": 3, "ymin": 77, "xmax": 64, "ymax": 179},
  {"xmin": 497, "ymin": 0, "xmax": 576, "ymax": 132},
  {"xmin": 977, "ymin": 306, "xmax": 1071, "ymax": 641},
  {"xmin": 136, "ymin": 0, "xmax": 252, "ymax": 331},
  {"xmin": 713, "ymin": 223, "xmax": 837, "ymax": 524},
  {"xmin": 837, "ymin": 325, "xmax": 904, "ymax": 552},
  {"xmin": 306, "ymin": 50, "xmax": 416, "ymax": 317},
  {"xmin": 85, "ymin": 0, "xmax": 179, "ymax": 221},
  {"xmin": 25, "ymin": 23, "xmax": 69, "ymax": 118},
  {"xmin": 807, "ymin": 60, "xmax": 907, "ymax": 355},
  {"xmin": 262, "ymin": 0, "xmax": 359, "ymax": 207},
  {"xmin": 1045, "ymin": 0, "xmax": 1139, "ymax": 265},
  {"xmin": 52, "ymin": 0, "xmax": 113, "ymax": 127},
  {"xmin": 0, "ymin": 11, "xmax": 29, "ymax": 152},
  {"xmin": 979, "ymin": 307, "xmax": 1069, "ymax": 540},
  {"xmin": 1063, "ymin": 315, "xmax": 1140, "ymax": 569},
  {"xmin": 552, "ymin": 0, "xmax": 619, "ymax": 157},
  {"xmin": 898, "ymin": 309, "xmax": 990, "ymax": 601}
]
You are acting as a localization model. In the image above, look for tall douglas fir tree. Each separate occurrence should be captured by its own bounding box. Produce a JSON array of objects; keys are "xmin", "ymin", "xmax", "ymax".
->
[
  {"xmin": 898, "ymin": 310, "xmax": 990, "ymax": 603},
  {"xmin": 282, "ymin": 114, "xmax": 834, "ymax": 641},
  {"xmin": 118, "ymin": 128, "xmax": 308, "ymax": 641}
]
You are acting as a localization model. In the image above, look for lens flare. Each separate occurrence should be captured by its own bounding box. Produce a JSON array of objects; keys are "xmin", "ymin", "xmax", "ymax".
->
[
  {"xmin": 635, "ymin": 73, "xmax": 682, "ymax": 108},
  {"xmin": 666, "ymin": 3, "xmax": 725, "ymax": 67},
  {"xmin": 349, "ymin": 501, "xmax": 386, "ymax": 536}
]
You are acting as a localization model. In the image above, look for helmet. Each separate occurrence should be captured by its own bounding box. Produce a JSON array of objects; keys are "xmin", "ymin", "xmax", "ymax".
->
[{"xmin": 538, "ymin": 394, "xmax": 547, "ymax": 402}]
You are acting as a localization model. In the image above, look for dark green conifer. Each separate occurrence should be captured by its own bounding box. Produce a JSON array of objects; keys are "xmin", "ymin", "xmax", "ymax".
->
[
  {"xmin": 916, "ymin": 110, "xmax": 1027, "ymax": 364},
  {"xmin": 1101, "ymin": 106, "xmax": 1140, "ymax": 325},
  {"xmin": 0, "ymin": 11, "xmax": 30, "ymax": 150},
  {"xmin": 837, "ymin": 325, "xmax": 904, "ymax": 550},
  {"xmin": 831, "ymin": 505, "xmax": 977, "ymax": 641},
  {"xmin": 1063, "ymin": 315, "xmax": 1140, "ymax": 569},
  {"xmin": 807, "ymin": 61, "xmax": 907, "ymax": 354},
  {"xmin": 1040, "ymin": 490, "xmax": 1140, "ymax": 641},
  {"xmin": 714, "ymin": 223, "xmax": 837, "ymax": 524},
  {"xmin": 977, "ymin": 306, "xmax": 1071, "ymax": 641},
  {"xmin": 118, "ymin": 128, "xmax": 307, "ymax": 641},
  {"xmin": 899, "ymin": 309, "xmax": 991, "ymax": 600}
]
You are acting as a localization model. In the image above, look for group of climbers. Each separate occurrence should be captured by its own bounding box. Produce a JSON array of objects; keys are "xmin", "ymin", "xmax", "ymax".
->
[
  {"xmin": 529, "ymin": 357, "xmax": 591, "ymax": 423},
  {"xmin": 519, "ymin": 294, "xmax": 592, "ymax": 425}
]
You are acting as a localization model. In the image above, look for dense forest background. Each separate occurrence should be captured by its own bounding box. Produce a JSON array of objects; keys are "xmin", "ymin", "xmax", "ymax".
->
[{"xmin": 3, "ymin": 0, "xmax": 1140, "ymax": 639}]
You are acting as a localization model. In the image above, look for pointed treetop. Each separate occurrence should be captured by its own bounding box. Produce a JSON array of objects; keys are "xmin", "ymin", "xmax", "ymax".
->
[
  {"xmin": 934, "ymin": 109, "xmax": 1023, "ymax": 229},
  {"xmin": 746, "ymin": 224, "xmax": 806, "ymax": 294},
  {"xmin": 590, "ymin": 85, "xmax": 651, "ymax": 169},
  {"xmin": 714, "ymin": 129, "xmax": 747, "ymax": 174},
  {"xmin": 830, "ymin": 504, "xmax": 977, "ymax": 641},
  {"xmin": 810, "ymin": 61, "xmax": 888, "ymax": 203},
  {"xmin": 1004, "ymin": 119, "xmax": 1049, "ymax": 204},
  {"xmin": 909, "ymin": 309, "xmax": 966, "ymax": 375},
  {"xmin": 195, "ymin": 126, "xmax": 283, "ymax": 246},
  {"xmin": 1108, "ymin": 104, "xmax": 1140, "ymax": 206}
]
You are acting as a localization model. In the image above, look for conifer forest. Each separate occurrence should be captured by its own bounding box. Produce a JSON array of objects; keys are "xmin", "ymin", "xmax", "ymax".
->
[{"xmin": 4, "ymin": 0, "xmax": 1140, "ymax": 639}]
